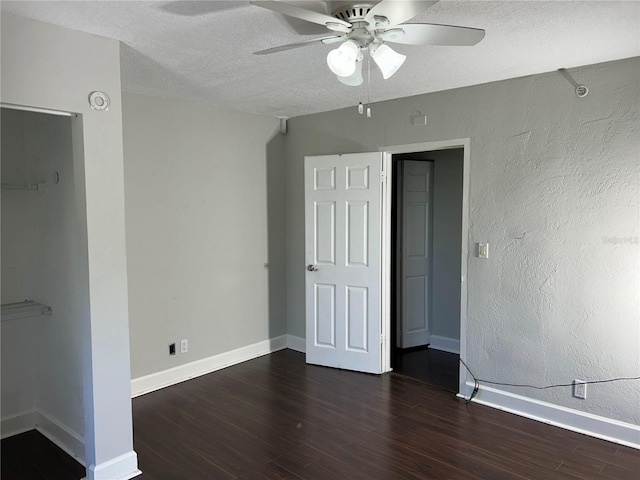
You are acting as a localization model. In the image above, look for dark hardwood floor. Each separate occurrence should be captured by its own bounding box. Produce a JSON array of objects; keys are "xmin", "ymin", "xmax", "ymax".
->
[
  {"xmin": 1, "ymin": 429, "xmax": 85, "ymax": 480},
  {"xmin": 3, "ymin": 349, "xmax": 639, "ymax": 479},
  {"xmin": 391, "ymin": 346, "xmax": 459, "ymax": 393}
]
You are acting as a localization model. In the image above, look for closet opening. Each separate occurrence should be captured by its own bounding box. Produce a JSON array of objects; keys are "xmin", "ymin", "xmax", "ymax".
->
[{"xmin": 1, "ymin": 105, "xmax": 89, "ymax": 476}]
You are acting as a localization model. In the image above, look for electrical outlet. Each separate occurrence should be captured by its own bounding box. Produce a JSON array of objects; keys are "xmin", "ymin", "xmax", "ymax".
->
[
  {"xmin": 169, "ymin": 343, "xmax": 176, "ymax": 356},
  {"xmin": 573, "ymin": 379, "xmax": 587, "ymax": 399},
  {"xmin": 180, "ymin": 339, "xmax": 188, "ymax": 354}
]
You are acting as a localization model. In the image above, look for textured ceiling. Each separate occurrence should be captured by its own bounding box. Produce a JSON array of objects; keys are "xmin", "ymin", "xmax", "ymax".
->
[{"xmin": 2, "ymin": 1, "xmax": 639, "ymax": 118}]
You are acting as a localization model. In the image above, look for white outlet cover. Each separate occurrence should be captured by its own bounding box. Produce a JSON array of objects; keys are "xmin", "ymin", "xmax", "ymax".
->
[{"xmin": 573, "ymin": 379, "xmax": 587, "ymax": 399}]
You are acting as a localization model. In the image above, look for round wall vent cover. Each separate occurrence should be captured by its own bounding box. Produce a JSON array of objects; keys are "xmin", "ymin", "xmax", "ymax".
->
[{"xmin": 89, "ymin": 91, "xmax": 110, "ymax": 111}]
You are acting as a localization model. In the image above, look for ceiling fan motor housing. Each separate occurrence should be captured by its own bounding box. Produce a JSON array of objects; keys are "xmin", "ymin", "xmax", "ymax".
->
[{"xmin": 329, "ymin": 2, "xmax": 376, "ymax": 22}]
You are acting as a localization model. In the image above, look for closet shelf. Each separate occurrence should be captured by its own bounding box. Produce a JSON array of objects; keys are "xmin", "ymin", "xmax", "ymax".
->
[
  {"xmin": 1, "ymin": 182, "xmax": 47, "ymax": 192},
  {"xmin": 1, "ymin": 300, "xmax": 52, "ymax": 322}
]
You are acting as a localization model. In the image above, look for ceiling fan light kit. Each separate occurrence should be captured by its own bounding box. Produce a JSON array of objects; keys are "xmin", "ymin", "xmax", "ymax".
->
[
  {"xmin": 327, "ymin": 39, "xmax": 361, "ymax": 76},
  {"xmin": 370, "ymin": 43, "xmax": 406, "ymax": 79},
  {"xmin": 252, "ymin": 0, "xmax": 485, "ymax": 86},
  {"xmin": 337, "ymin": 57, "xmax": 364, "ymax": 86}
]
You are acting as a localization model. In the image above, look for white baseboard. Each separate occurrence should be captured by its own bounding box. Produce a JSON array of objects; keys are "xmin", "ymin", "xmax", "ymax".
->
[
  {"xmin": 83, "ymin": 451, "xmax": 141, "ymax": 480},
  {"xmin": 1, "ymin": 410, "xmax": 37, "ymax": 439},
  {"xmin": 429, "ymin": 335, "xmax": 460, "ymax": 354},
  {"xmin": 458, "ymin": 381, "xmax": 640, "ymax": 449},
  {"xmin": 36, "ymin": 409, "xmax": 85, "ymax": 465},
  {"xmin": 131, "ymin": 335, "xmax": 289, "ymax": 397},
  {"xmin": 286, "ymin": 334, "xmax": 306, "ymax": 353},
  {"xmin": 1, "ymin": 409, "xmax": 86, "ymax": 463}
]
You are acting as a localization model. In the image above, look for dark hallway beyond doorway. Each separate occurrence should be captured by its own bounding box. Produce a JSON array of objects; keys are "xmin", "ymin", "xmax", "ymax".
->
[{"xmin": 392, "ymin": 347, "xmax": 459, "ymax": 393}]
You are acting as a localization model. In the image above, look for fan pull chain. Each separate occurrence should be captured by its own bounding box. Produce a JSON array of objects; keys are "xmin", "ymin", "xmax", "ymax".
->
[
  {"xmin": 357, "ymin": 50, "xmax": 373, "ymax": 118},
  {"xmin": 366, "ymin": 50, "xmax": 372, "ymax": 118}
]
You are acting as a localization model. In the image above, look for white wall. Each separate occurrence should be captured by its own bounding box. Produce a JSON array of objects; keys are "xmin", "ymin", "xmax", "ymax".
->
[
  {"xmin": 431, "ymin": 149, "xmax": 463, "ymax": 342},
  {"xmin": 283, "ymin": 57, "xmax": 640, "ymax": 426},
  {"xmin": 121, "ymin": 93, "xmax": 282, "ymax": 379},
  {"xmin": 1, "ymin": 108, "xmax": 86, "ymax": 441},
  {"xmin": 1, "ymin": 13, "xmax": 139, "ymax": 479}
]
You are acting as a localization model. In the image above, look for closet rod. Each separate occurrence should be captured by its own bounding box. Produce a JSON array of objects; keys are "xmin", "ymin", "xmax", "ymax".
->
[{"xmin": 1, "ymin": 102, "xmax": 77, "ymax": 117}]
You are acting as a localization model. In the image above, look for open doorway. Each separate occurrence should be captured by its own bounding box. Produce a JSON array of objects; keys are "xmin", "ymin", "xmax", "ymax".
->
[{"xmin": 389, "ymin": 148, "xmax": 464, "ymax": 393}]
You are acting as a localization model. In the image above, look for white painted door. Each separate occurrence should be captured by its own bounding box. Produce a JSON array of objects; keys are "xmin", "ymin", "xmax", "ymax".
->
[
  {"xmin": 304, "ymin": 153, "xmax": 383, "ymax": 374},
  {"xmin": 401, "ymin": 161, "xmax": 432, "ymax": 348}
]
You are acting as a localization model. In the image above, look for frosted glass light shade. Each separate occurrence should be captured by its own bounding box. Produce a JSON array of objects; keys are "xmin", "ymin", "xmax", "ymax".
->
[
  {"xmin": 371, "ymin": 43, "xmax": 406, "ymax": 79},
  {"xmin": 337, "ymin": 58, "xmax": 363, "ymax": 86},
  {"xmin": 327, "ymin": 40, "xmax": 360, "ymax": 77}
]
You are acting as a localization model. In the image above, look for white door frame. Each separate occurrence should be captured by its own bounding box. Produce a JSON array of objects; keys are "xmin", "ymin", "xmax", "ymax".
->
[{"xmin": 381, "ymin": 139, "xmax": 470, "ymax": 396}]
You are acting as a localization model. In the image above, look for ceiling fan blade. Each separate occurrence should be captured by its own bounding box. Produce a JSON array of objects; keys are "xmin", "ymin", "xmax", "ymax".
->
[
  {"xmin": 281, "ymin": 1, "xmax": 335, "ymax": 35},
  {"xmin": 364, "ymin": 0, "xmax": 438, "ymax": 29},
  {"xmin": 251, "ymin": 1, "xmax": 352, "ymax": 30},
  {"xmin": 254, "ymin": 35, "xmax": 344, "ymax": 55},
  {"xmin": 381, "ymin": 23, "xmax": 485, "ymax": 46},
  {"xmin": 159, "ymin": 1, "xmax": 244, "ymax": 16}
]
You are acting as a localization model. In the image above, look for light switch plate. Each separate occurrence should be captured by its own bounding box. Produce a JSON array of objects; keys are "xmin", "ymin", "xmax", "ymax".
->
[
  {"xmin": 479, "ymin": 243, "xmax": 489, "ymax": 259},
  {"xmin": 411, "ymin": 114, "xmax": 427, "ymax": 126}
]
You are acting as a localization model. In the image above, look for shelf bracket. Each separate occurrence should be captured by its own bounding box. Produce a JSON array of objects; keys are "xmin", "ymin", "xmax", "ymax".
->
[
  {"xmin": 1, "ymin": 182, "xmax": 47, "ymax": 192},
  {"xmin": 1, "ymin": 300, "xmax": 53, "ymax": 322}
]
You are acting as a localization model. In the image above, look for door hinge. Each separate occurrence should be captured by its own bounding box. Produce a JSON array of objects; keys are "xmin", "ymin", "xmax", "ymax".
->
[
  {"xmin": 380, "ymin": 334, "xmax": 385, "ymax": 345},
  {"xmin": 380, "ymin": 172, "xmax": 387, "ymax": 183}
]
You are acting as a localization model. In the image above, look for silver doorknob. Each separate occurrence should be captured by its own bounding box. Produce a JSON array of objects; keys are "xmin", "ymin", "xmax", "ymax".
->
[{"xmin": 307, "ymin": 264, "xmax": 318, "ymax": 272}]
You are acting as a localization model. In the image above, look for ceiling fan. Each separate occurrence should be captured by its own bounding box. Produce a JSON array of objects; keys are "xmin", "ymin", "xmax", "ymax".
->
[{"xmin": 251, "ymin": 0, "xmax": 485, "ymax": 86}]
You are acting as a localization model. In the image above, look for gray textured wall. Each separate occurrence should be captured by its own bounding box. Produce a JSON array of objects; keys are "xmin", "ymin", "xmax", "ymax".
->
[{"xmin": 283, "ymin": 57, "xmax": 640, "ymax": 424}]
